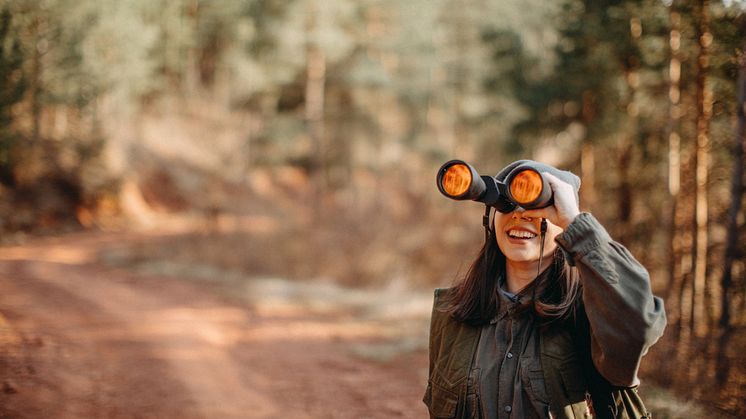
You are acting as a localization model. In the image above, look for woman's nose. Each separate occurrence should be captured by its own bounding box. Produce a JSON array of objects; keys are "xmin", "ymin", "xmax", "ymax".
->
[{"xmin": 511, "ymin": 208, "xmax": 533, "ymax": 221}]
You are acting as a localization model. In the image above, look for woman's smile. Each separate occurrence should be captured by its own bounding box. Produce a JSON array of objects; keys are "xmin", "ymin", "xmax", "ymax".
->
[
  {"xmin": 495, "ymin": 210, "xmax": 562, "ymax": 264},
  {"xmin": 505, "ymin": 226, "xmax": 538, "ymax": 244}
]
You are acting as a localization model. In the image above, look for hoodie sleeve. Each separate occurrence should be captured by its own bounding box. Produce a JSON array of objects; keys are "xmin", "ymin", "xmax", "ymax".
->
[{"xmin": 555, "ymin": 212, "xmax": 666, "ymax": 387}]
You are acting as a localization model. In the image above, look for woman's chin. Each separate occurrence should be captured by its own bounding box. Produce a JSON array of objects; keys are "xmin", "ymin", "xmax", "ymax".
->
[{"xmin": 503, "ymin": 249, "xmax": 539, "ymax": 263}]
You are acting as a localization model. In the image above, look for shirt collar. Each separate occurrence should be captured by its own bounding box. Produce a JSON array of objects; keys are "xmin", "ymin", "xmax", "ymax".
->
[{"xmin": 489, "ymin": 265, "xmax": 555, "ymax": 324}]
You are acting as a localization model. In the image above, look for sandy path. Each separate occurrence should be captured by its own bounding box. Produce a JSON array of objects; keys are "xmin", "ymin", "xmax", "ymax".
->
[{"xmin": 0, "ymin": 232, "xmax": 430, "ymax": 418}]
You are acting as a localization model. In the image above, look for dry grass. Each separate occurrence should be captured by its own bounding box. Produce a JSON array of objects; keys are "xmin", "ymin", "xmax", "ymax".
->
[{"xmin": 642, "ymin": 385, "xmax": 727, "ymax": 419}]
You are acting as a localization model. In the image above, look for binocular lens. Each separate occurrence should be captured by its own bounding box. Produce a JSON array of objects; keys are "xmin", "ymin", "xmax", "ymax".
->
[
  {"xmin": 509, "ymin": 169, "xmax": 543, "ymax": 205},
  {"xmin": 441, "ymin": 163, "xmax": 472, "ymax": 197}
]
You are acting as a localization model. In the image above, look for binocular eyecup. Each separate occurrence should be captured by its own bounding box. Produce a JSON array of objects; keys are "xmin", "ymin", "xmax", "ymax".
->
[{"xmin": 436, "ymin": 159, "xmax": 553, "ymax": 212}]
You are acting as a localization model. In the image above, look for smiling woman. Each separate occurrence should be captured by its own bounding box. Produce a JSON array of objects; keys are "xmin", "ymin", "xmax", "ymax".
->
[{"xmin": 424, "ymin": 160, "xmax": 667, "ymax": 419}]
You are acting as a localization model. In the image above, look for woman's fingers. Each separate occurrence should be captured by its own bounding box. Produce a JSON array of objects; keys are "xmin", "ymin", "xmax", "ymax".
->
[
  {"xmin": 514, "ymin": 172, "xmax": 580, "ymax": 229},
  {"xmin": 541, "ymin": 172, "xmax": 580, "ymax": 229},
  {"xmin": 543, "ymin": 172, "xmax": 575, "ymax": 202}
]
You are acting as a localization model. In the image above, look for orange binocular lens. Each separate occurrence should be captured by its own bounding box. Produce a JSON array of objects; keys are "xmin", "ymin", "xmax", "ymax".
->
[
  {"xmin": 441, "ymin": 163, "xmax": 472, "ymax": 197},
  {"xmin": 509, "ymin": 169, "xmax": 543, "ymax": 205}
]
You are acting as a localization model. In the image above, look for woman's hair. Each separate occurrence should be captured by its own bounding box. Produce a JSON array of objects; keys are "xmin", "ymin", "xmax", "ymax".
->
[{"xmin": 444, "ymin": 225, "xmax": 582, "ymax": 327}]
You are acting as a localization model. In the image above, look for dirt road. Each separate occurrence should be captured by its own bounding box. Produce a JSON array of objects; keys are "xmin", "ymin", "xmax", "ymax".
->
[{"xmin": 0, "ymin": 232, "xmax": 431, "ymax": 418}]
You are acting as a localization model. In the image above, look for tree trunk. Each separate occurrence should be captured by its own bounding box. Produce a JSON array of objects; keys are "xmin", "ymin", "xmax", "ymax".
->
[
  {"xmin": 691, "ymin": 0, "xmax": 711, "ymax": 338},
  {"xmin": 616, "ymin": 142, "xmax": 633, "ymax": 244},
  {"xmin": 720, "ymin": 31, "xmax": 746, "ymax": 337},
  {"xmin": 677, "ymin": 153, "xmax": 696, "ymax": 350},
  {"xmin": 580, "ymin": 142, "xmax": 595, "ymax": 212},
  {"xmin": 305, "ymin": 0, "xmax": 327, "ymax": 217},
  {"xmin": 580, "ymin": 91, "xmax": 597, "ymax": 212},
  {"xmin": 665, "ymin": 8, "xmax": 682, "ymax": 323},
  {"xmin": 30, "ymin": 14, "xmax": 45, "ymax": 141},
  {"xmin": 716, "ymin": 27, "xmax": 746, "ymax": 386},
  {"xmin": 616, "ymin": 15, "xmax": 641, "ymax": 245}
]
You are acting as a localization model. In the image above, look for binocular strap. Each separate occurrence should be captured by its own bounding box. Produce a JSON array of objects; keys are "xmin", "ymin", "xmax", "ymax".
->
[
  {"xmin": 483, "ymin": 206, "xmax": 493, "ymax": 242},
  {"xmin": 531, "ymin": 218, "xmax": 549, "ymax": 305}
]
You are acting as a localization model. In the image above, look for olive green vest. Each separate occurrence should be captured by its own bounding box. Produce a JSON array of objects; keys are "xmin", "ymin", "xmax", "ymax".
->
[{"xmin": 424, "ymin": 288, "xmax": 651, "ymax": 419}]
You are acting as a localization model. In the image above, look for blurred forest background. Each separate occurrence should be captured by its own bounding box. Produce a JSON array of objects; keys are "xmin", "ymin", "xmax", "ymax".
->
[{"xmin": 1, "ymin": 0, "xmax": 746, "ymax": 416}]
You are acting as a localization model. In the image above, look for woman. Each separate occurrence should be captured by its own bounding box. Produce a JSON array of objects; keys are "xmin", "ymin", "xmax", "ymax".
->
[{"xmin": 424, "ymin": 160, "xmax": 666, "ymax": 419}]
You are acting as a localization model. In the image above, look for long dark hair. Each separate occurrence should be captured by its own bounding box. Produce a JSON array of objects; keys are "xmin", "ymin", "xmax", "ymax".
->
[{"xmin": 445, "ymin": 224, "xmax": 582, "ymax": 327}]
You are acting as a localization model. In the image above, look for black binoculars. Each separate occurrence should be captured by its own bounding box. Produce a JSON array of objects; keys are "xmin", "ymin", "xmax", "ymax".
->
[{"xmin": 436, "ymin": 160, "xmax": 553, "ymax": 213}]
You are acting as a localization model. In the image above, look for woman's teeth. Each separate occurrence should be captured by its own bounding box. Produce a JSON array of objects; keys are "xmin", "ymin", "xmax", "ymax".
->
[{"xmin": 508, "ymin": 230, "xmax": 537, "ymax": 239}]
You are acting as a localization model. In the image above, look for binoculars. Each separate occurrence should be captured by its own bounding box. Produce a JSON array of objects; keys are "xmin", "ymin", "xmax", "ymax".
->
[{"xmin": 436, "ymin": 160, "xmax": 553, "ymax": 213}]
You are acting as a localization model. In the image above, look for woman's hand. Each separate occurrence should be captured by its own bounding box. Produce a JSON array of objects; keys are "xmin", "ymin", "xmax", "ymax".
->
[{"xmin": 520, "ymin": 172, "xmax": 580, "ymax": 230}]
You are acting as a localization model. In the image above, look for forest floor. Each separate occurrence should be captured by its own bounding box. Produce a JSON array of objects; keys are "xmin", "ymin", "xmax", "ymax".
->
[
  {"xmin": 0, "ymin": 228, "xmax": 733, "ymax": 418},
  {"xmin": 0, "ymin": 229, "xmax": 432, "ymax": 418}
]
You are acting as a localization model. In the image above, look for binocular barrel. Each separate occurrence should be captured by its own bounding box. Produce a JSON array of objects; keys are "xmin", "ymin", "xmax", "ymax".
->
[
  {"xmin": 436, "ymin": 160, "xmax": 486, "ymax": 200},
  {"xmin": 436, "ymin": 160, "xmax": 553, "ymax": 212}
]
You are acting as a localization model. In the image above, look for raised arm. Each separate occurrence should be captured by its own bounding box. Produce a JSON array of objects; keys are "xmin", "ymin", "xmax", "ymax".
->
[
  {"xmin": 555, "ymin": 212, "xmax": 666, "ymax": 386},
  {"xmin": 521, "ymin": 172, "xmax": 667, "ymax": 387}
]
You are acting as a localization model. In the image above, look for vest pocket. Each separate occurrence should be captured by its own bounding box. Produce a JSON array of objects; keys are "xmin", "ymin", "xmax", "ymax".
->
[
  {"xmin": 521, "ymin": 358, "xmax": 551, "ymax": 406},
  {"xmin": 559, "ymin": 362, "xmax": 588, "ymax": 399},
  {"xmin": 423, "ymin": 380, "xmax": 459, "ymax": 418}
]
